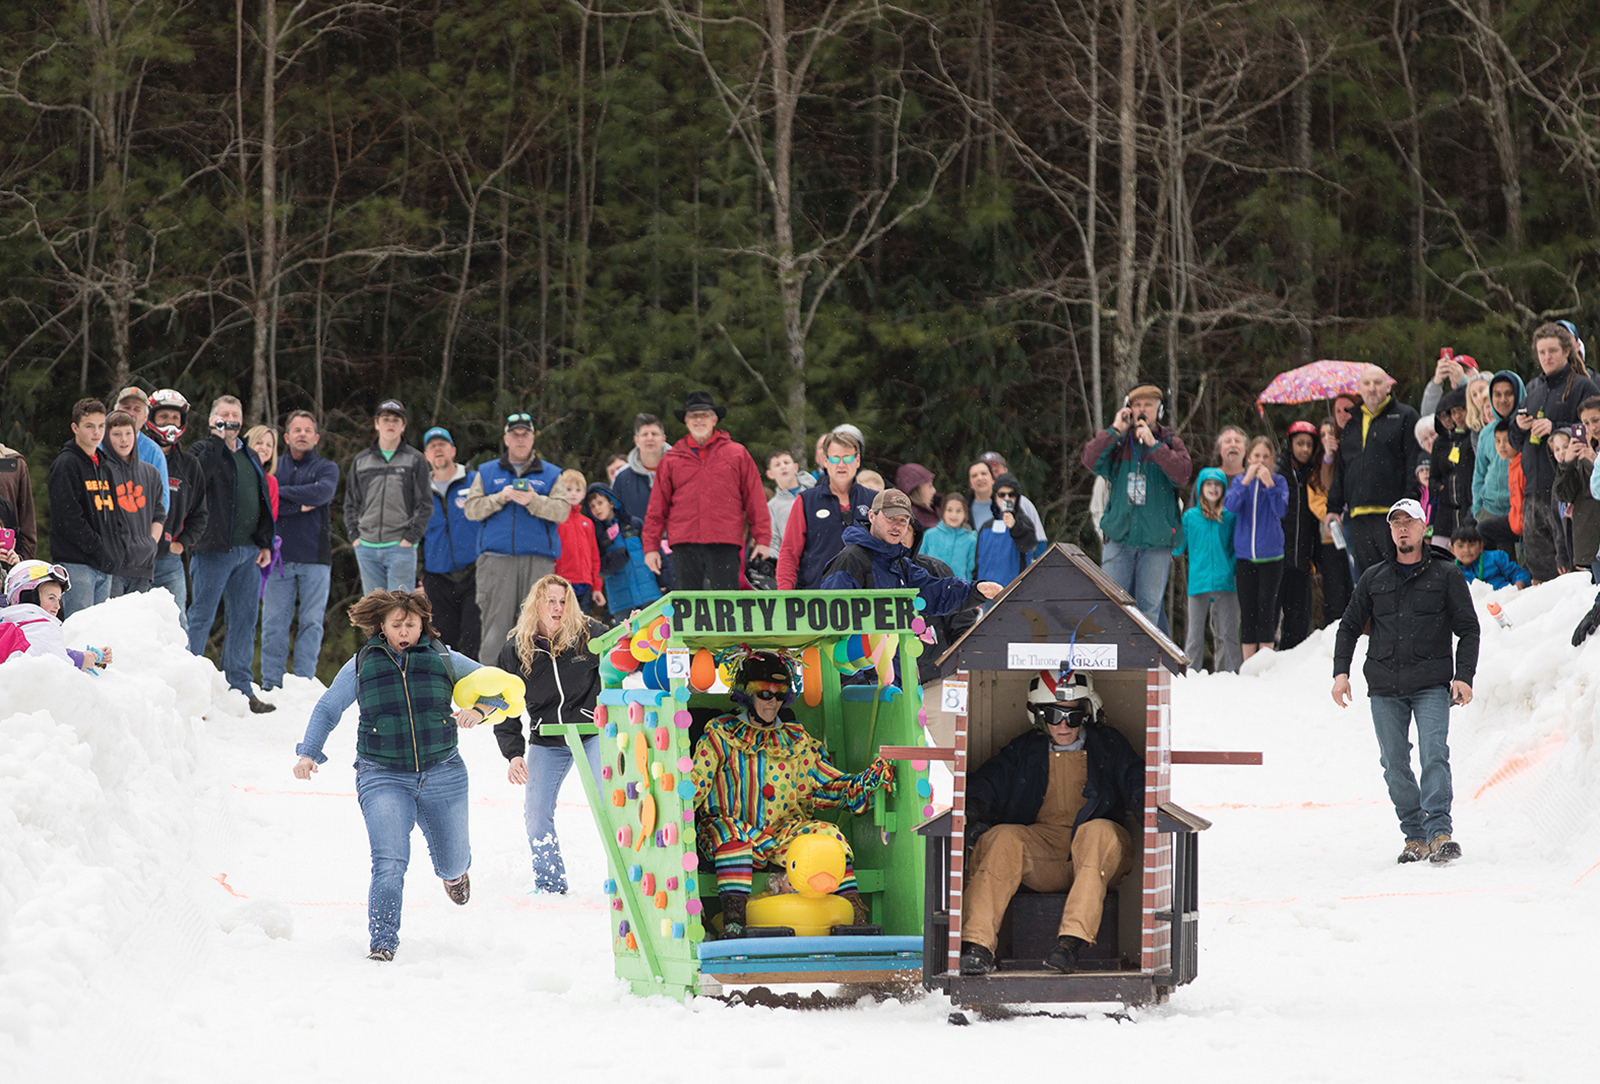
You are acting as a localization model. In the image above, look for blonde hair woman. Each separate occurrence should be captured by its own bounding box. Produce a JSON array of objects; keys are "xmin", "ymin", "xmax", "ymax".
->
[
  {"xmin": 245, "ymin": 424, "xmax": 280, "ymax": 520},
  {"xmin": 1463, "ymin": 372, "xmax": 1493, "ymax": 432},
  {"xmin": 491, "ymin": 574, "xmax": 607, "ymax": 893}
]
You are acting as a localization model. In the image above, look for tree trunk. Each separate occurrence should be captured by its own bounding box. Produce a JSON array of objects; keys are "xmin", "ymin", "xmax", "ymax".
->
[
  {"xmin": 1468, "ymin": 0, "xmax": 1523, "ymax": 252},
  {"xmin": 248, "ymin": 0, "xmax": 279, "ymax": 426},
  {"xmin": 1113, "ymin": 0, "xmax": 1139, "ymax": 397},
  {"xmin": 768, "ymin": 0, "xmax": 807, "ymax": 456}
]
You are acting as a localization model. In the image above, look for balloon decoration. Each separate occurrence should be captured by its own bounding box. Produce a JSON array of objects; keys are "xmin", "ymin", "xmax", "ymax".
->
[
  {"xmin": 800, "ymin": 645, "xmax": 822, "ymax": 707},
  {"xmin": 689, "ymin": 648, "xmax": 717, "ymax": 692}
]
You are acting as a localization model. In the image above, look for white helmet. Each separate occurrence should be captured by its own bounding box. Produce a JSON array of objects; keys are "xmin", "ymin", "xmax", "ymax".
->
[
  {"xmin": 146, "ymin": 388, "xmax": 191, "ymax": 445},
  {"xmin": 1027, "ymin": 670, "xmax": 1103, "ymax": 729},
  {"xmin": 5, "ymin": 560, "xmax": 72, "ymax": 606}
]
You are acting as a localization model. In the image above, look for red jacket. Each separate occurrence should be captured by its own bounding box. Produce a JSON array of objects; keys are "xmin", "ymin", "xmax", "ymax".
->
[
  {"xmin": 642, "ymin": 429, "xmax": 771, "ymax": 552},
  {"xmin": 555, "ymin": 503, "xmax": 603, "ymax": 592}
]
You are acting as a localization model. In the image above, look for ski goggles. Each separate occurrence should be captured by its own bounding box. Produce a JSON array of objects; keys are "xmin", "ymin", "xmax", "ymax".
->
[{"xmin": 1033, "ymin": 704, "xmax": 1091, "ymax": 728}]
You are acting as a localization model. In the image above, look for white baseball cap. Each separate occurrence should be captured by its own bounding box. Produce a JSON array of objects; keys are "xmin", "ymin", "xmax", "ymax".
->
[{"xmin": 1386, "ymin": 498, "xmax": 1426, "ymax": 522}]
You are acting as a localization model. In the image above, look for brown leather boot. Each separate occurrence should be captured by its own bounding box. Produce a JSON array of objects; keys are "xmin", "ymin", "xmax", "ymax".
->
[{"xmin": 840, "ymin": 890, "xmax": 870, "ymax": 926}]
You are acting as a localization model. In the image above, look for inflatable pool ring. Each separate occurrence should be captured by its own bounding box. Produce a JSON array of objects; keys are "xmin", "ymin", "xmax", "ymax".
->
[
  {"xmin": 746, "ymin": 832, "xmax": 855, "ymax": 936},
  {"xmin": 800, "ymin": 645, "xmax": 822, "ymax": 708},
  {"xmin": 609, "ymin": 638, "xmax": 641, "ymax": 673},
  {"xmin": 452, "ymin": 666, "xmax": 527, "ymax": 726},
  {"xmin": 689, "ymin": 648, "xmax": 717, "ymax": 692},
  {"xmin": 832, "ymin": 634, "xmax": 870, "ymax": 674}
]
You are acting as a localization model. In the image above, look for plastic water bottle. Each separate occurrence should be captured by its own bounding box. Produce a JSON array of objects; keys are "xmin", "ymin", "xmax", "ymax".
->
[{"xmin": 1486, "ymin": 601, "xmax": 1511, "ymax": 629}]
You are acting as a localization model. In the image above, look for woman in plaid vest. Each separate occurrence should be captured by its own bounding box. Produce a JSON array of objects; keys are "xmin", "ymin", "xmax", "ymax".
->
[{"xmin": 293, "ymin": 589, "xmax": 501, "ymax": 961}]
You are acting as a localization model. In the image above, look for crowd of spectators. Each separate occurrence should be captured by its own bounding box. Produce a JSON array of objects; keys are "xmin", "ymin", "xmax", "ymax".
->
[{"xmin": 6, "ymin": 322, "xmax": 1591, "ymax": 692}]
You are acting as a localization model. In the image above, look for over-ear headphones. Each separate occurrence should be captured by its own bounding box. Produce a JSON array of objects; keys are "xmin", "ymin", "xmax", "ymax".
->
[{"xmin": 1123, "ymin": 385, "xmax": 1166, "ymax": 422}]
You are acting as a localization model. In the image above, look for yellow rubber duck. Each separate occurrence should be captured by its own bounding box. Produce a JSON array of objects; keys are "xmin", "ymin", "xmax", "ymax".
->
[{"xmin": 746, "ymin": 831, "xmax": 856, "ymax": 936}]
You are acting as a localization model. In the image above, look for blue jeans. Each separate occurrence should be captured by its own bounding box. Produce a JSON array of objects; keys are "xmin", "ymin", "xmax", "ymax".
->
[
  {"xmin": 1101, "ymin": 541, "xmax": 1174, "ymax": 627},
  {"xmin": 110, "ymin": 575, "xmax": 151, "ymax": 597},
  {"xmin": 523, "ymin": 736, "xmax": 603, "ymax": 892},
  {"xmin": 260, "ymin": 561, "xmax": 332, "ymax": 687},
  {"xmin": 153, "ymin": 552, "xmax": 189, "ymax": 633},
  {"xmin": 187, "ymin": 545, "xmax": 263, "ymax": 695},
  {"xmin": 355, "ymin": 752, "xmax": 472, "ymax": 954},
  {"xmin": 1369, "ymin": 686, "xmax": 1454, "ymax": 842},
  {"xmin": 355, "ymin": 543, "xmax": 418, "ymax": 595},
  {"xmin": 58, "ymin": 562, "xmax": 113, "ymax": 619}
]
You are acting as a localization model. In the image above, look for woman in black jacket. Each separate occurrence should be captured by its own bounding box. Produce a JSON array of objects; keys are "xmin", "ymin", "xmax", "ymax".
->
[
  {"xmin": 1276, "ymin": 421, "xmax": 1323, "ymax": 650},
  {"xmin": 1510, "ymin": 322, "xmax": 1600, "ymax": 581},
  {"xmin": 493, "ymin": 574, "xmax": 606, "ymax": 894}
]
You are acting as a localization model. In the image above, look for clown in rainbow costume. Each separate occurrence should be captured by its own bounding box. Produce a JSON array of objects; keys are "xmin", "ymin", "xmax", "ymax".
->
[{"xmin": 690, "ymin": 648, "xmax": 893, "ymax": 937}]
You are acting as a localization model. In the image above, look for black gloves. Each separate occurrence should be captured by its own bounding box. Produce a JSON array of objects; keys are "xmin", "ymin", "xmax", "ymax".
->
[{"xmin": 1572, "ymin": 594, "xmax": 1600, "ymax": 646}]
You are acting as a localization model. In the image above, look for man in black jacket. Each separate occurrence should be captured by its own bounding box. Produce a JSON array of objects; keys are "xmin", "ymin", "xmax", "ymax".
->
[
  {"xmin": 1326, "ymin": 365, "xmax": 1422, "ymax": 577},
  {"xmin": 1332, "ymin": 499, "xmax": 1479, "ymax": 865},
  {"xmin": 186, "ymin": 395, "xmax": 276, "ymax": 713},
  {"xmin": 958, "ymin": 672, "xmax": 1142, "ymax": 977}
]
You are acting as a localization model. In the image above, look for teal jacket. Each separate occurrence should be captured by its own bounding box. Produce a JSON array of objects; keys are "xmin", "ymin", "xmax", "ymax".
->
[
  {"xmin": 1081, "ymin": 423, "xmax": 1192, "ymax": 550},
  {"xmin": 1177, "ymin": 469, "xmax": 1237, "ymax": 594},
  {"xmin": 1472, "ymin": 369, "xmax": 1525, "ymax": 518}
]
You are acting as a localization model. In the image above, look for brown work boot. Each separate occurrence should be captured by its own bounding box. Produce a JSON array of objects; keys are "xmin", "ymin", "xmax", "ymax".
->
[
  {"xmin": 839, "ymin": 890, "xmax": 870, "ymax": 926},
  {"xmin": 443, "ymin": 872, "xmax": 470, "ymax": 905},
  {"xmin": 1397, "ymin": 840, "xmax": 1429, "ymax": 864},
  {"xmin": 1428, "ymin": 834, "xmax": 1462, "ymax": 864}
]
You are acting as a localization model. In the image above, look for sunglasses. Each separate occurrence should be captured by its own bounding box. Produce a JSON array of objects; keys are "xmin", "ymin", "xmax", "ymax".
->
[
  {"xmin": 1037, "ymin": 705, "xmax": 1091, "ymax": 728},
  {"xmin": 827, "ymin": 454, "xmax": 858, "ymax": 465},
  {"xmin": 506, "ymin": 412, "xmax": 533, "ymax": 426},
  {"xmin": 752, "ymin": 690, "xmax": 786, "ymax": 701}
]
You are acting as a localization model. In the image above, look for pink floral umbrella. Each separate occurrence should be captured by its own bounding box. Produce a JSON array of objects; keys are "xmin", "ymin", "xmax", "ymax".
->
[{"xmin": 1256, "ymin": 360, "xmax": 1384, "ymax": 416}]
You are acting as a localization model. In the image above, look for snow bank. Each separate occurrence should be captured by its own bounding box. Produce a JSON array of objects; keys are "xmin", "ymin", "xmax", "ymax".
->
[{"xmin": 0, "ymin": 592, "xmax": 236, "ymax": 1054}]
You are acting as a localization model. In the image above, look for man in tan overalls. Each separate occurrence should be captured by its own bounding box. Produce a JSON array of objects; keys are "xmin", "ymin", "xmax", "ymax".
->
[{"xmin": 959, "ymin": 672, "xmax": 1142, "ymax": 975}]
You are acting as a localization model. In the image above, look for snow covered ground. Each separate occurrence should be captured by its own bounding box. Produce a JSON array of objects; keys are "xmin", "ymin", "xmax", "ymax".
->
[{"xmin": 4, "ymin": 580, "xmax": 1598, "ymax": 1083}]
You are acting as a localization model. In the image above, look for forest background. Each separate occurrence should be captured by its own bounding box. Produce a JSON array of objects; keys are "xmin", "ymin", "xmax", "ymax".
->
[{"xmin": 4, "ymin": 0, "xmax": 1599, "ymax": 662}]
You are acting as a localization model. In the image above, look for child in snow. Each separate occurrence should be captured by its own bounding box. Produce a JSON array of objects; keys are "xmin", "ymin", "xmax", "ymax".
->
[
  {"xmin": 921, "ymin": 493, "xmax": 977, "ymax": 580},
  {"xmin": 1450, "ymin": 524, "xmax": 1530, "ymax": 589},
  {"xmin": 1224, "ymin": 437, "xmax": 1289, "ymax": 659},
  {"xmin": 582, "ymin": 481, "xmax": 661, "ymax": 617},
  {"xmin": 0, "ymin": 560, "xmax": 112, "ymax": 671},
  {"xmin": 553, "ymin": 469, "xmax": 603, "ymax": 614},
  {"xmin": 1177, "ymin": 468, "xmax": 1241, "ymax": 673}
]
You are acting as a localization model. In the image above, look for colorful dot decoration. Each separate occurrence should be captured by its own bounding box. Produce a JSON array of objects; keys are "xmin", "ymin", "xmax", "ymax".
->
[
  {"xmin": 673, "ymin": 710, "xmax": 692, "ymax": 729},
  {"xmin": 677, "ymin": 756, "xmax": 693, "ymax": 772},
  {"xmin": 685, "ymin": 899, "xmax": 704, "ymax": 916}
]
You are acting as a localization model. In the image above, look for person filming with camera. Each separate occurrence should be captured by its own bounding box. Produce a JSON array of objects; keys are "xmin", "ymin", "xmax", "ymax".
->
[{"xmin": 1081, "ymin": 383, "xmax": 1192, "ymax": 628}]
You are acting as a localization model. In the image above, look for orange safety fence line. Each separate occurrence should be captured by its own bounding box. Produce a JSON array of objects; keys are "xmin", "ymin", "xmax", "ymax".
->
[
  {"xmin": 1190, "ymin": 800, "xmax": 1381, "ymax": 811},
  {"xmin": 1571, "ymin": 860, "xmax": 1600, "ymax": 887},
  {"xmin": 1471, "ymin": 731, "xmax": 1564, "ymax": 800}
]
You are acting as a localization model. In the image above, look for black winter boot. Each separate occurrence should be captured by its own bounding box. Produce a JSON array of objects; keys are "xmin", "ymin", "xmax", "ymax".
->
[
  {"xmin": 719, "ymin": 891, "xmax": 747, "ymax": 939},
  {"xmin": 1044, "ymin": 935, "xmax": 1086, "ymax": 974},
  {"xmin": 958, "ymin": 942, "xmax": 996, "ymax": 976}
]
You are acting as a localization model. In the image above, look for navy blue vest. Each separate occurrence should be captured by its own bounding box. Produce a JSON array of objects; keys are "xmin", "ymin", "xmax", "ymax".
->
[
  {"xmin": 476, "ymin": 457, "xmax": 563, "ymax": 558},
  {"xmin": 795, "ymin": 482, "xmax": 877, "ymax": 588}
]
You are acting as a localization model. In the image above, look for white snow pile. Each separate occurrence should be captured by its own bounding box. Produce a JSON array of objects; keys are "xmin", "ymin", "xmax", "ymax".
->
[
  {"xmin": 3, "ymin": 576, "xmax": 1600, "ymax": 1082},
  {"xmin": 0, "ymin": 592, "xmax": 235, "ymax": 1055}
]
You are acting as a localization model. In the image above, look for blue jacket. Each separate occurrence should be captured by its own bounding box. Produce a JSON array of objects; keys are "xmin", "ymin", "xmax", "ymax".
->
[
  {"xmin": 974, "ymin": 513, "xmax": 1032, "ymax": 584},
  {"xmin": 423, "ymin": 464, "xmax": 480, "ymax": 575},
  {"xmin": 1224, "ymin": 472, "xmax": 1289, "ymax": 561},
  {"xmin": 920, "ymin": 522, "xmax": 976, "ymax": 579},
  {"xmin": 818, "ymin": 525, "xmax": 979, "ymax": 616},
  {"xmin": 1457, "ymin": 549, "xmax": 1530, "ymax": 590},
  {"xmin": 476, "ymin": 456, "xmax": 564, "ymax": 558},
  {"xmin": 585, "ymin": 482, "xmax": 660, "ymax": 613},
  {"xmin": 1178, "ymin": 503, "xmax": 1237, "ymax": 595},
  {"xmin": 1472, "ymin": 369, "xmax": 1525, "ymax": 518},
  {"xmin": 274, "ymin": 449, "xmax": 339, "ymax": 565}
]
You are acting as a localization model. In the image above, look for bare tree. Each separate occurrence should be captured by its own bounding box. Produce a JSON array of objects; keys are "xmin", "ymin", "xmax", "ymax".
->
[{"xmin": 658, "ymin": 0, "xmax": 959, "ymax": 453}]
